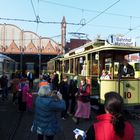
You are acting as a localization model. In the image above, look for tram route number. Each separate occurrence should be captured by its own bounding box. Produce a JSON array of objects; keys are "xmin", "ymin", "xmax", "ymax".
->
[{"xmin": 123, "ymin": 92, "xmax": 132, "ymax": 99}]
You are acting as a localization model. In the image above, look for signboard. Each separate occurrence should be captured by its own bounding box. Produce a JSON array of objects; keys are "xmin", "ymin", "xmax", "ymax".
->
[{"xmin": 108, "ymin": 35, "xmax": 136, "ymax": 46}]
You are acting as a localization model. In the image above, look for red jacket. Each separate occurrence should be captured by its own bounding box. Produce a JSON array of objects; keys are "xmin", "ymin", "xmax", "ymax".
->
[{"xmin": 93, "ymin": 114, "xmax": 134, "ymax": 140}]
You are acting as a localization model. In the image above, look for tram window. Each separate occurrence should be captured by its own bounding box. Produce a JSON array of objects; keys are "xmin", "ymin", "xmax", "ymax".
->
[
  {"xmin": 75, "ymin": 58, "xmax": 78, "ymax": 75},
  {"xmin": 79, "ymin": 56, "xmax": 85, "ymax": 75},
  {"xmin": 48, "ymin": 62, "xmax": 54, "ymax": 71},
  {"xmin": 4, "ymin": 61, "xmax": 10, "ymax": 73},
  {"xmin": 135, "ymin": 63, "xmax": 140, "ymax": 71},
  {"xmin": 64, "ymin": 60, "xmax": 69, "ymax": 73},
  {"xmin": 88, "ymin": 53, "xmax": 98, "ymax": 75},
  {"xmin": 56, "ymin": 61, "xmax": 62, "ymax": 72},
  {"xmin": 56, "ymin": 61, "xmax": 60, "ymax": 71},
  {"xmin": 114, "ymin": 64, "xmax": 118, "ymax": 71},
  {"xmin": 59, "ymin": 61, "xmax": 62, "ymax": 72},
  {"xmin": 70, "ymin": 59, "xmax": 73, "ymax": 73},
  {"xmin": 105, "ymin": 64, "xmax": 110, "ymax": 71},
  {"xmin": 92, "ymin": 63, "xmax": 98, "ymax": 75},
  {"xmin": 10, "ymin": 62, "xmax": 16, "ymax": 72},
  {"xmin": 88, "ymin": 54, "xmax": 92, "ymax": 75},
  {"xmin": 75, "ymin": 56, "xmax": 85, "ymax": 75}
]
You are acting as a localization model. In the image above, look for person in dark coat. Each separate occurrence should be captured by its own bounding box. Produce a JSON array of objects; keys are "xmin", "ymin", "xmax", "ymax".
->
[
  {"xmin": 31, "ymin": 85, "xmax": 66, "ymax": 140},
  {"xmin": 27, "ymin": 71, "xmax": 34, "ymax": 89},
  {"xmin": 11, "ymin": 74, "xmax": 20, "ymax": 104},
  {"xmin": 59, "ymin": 76, "xmax": 69, "ymax": 119},
  {"xmin": 0, "ymin": 74, "xmax": 8, "ymax": 100},
  {"xmin": 51, "ymin": 71, "xmax": 59, "ymax": 90},
  {"xmin": 118, "ymin": 59, "xmax": 134, "ymax": 78},
  {"xmin": 68, "ymin": 77, "xmax": 78, "ymax": 115}
]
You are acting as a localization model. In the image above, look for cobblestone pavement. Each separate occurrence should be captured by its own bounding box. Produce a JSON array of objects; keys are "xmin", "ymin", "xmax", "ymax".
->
[{"xmin": 0, "ymin": 93, "xmax": 140, "ymax": 140}]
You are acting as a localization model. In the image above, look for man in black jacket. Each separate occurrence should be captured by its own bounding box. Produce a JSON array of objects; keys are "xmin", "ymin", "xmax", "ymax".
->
[
  {"xmin": 118, "ymin": 59, "xmax": 135, "ymax": 78},
  {"xmin": 0, "ymin": 74, "xmax": 8, "ymax": 100}
]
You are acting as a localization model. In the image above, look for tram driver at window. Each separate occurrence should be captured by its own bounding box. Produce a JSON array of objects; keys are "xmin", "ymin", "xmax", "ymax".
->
[{"xmin": 118, "ymin": 59, "xmax": 135, "ymax": 78}]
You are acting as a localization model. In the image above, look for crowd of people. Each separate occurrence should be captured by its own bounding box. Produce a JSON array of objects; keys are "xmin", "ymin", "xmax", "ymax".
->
[
  {"xmin": 31, "ymin": 72, "xmax": 135, "ymax": 140},
  {"xmin": 0, "ymin": 63, "xmax": 136, "ymax": 140},
  {"xmin": 29, "ymin": 72, "xmax": 93, "ymax": 140}
]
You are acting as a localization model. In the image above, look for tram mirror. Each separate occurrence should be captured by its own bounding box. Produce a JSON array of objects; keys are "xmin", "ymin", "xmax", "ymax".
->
[{"xmin": 95, "ymin": 54, "xmax": 99, "ymax": 60}]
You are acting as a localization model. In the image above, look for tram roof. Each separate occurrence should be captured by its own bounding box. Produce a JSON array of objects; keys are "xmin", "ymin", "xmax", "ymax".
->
[
  {"xmin": 64, "ymin": 41, "xmax": 140, "ymax": 57},
  {"xmin": 0, "ymin": 53, "xmax": 15, "ymax": 62},
  {"xmin": 49, "ymin": 54, "xmax": 64, "ymax": 61}
]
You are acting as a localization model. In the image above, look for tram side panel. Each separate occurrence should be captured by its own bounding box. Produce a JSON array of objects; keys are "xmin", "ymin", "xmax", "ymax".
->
[
  {"xmin": 122, "ymin": 80, "xmax": 139, "ymax": 104},
  {"xmin": 100, "ymin": 79, "xmax": 140, "ymax": 105},
  {"xmin": 100, "ymin": 80, "xmax": 117, "ymax": 103}
]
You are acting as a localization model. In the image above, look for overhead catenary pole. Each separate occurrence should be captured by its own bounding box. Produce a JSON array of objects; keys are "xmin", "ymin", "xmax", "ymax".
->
[
  {"xmin": 39, "ymin": 37, "xmax": 41, "ymax": 78},
  {"xmin": 20, "ymin": 30, "xmax": 24, "ymax": 75}
]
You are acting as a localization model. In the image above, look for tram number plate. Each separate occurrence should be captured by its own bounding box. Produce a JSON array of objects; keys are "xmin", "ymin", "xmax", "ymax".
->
[{"xmin": 123, "ymin": 92, "xmax": 132, "ymax": 99}]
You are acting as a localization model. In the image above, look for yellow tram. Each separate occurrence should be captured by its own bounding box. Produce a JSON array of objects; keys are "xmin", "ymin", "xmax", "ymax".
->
[{"xmin": 47, "ymin": 40, "xmax": 140, "ymax": 106}]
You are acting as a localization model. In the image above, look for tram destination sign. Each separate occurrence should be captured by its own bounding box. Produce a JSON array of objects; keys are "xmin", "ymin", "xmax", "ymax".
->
[{"xmin": 108, "ymin": 35, "xmax": 135, "ymax": 47}]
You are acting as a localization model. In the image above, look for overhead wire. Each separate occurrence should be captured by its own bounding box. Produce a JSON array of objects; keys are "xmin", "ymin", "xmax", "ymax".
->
[
  {"xmin": 124, "ymin": 24, "xmax": 140, "ymax": 36},
  {"xmin": 0, "ymin": 0, "xmax": 139, "ymax": 29},
  {"xmin": 30, "ymin": 0, "xmax": 40, "ymax": 34},
  {"xmin": 30, "ymin": 0, "xmax": 37, "ymax": 19},
  {"xmin": 1, "ymin": 0, "xmax": 140, "ymax": 40},
  {"xmin": 40, "ymin": 0, "xmax": 140, "ymax": 19},
  {"xmin": 88, "ymin": 24, "xmax": 129, "ymax": 30},
  {"xmin": 40, "ymin": 0, "xmax": 140, "ymax": 37},
  {"xmin": 124, "ymin": 17, "xmax": 140, "ymax": 36},
  {"xmin": 0, "ymin": 17, "xmax": 82, "ymax": 25},
  {"xmin": 76, "ymin": 0, "xmax": 121, "ymax": 32}
]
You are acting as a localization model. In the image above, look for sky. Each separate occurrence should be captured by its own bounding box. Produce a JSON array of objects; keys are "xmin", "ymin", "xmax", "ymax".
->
[{"xmin": 0, "ymin": 0, "xmax": 140, "ymax": 44}]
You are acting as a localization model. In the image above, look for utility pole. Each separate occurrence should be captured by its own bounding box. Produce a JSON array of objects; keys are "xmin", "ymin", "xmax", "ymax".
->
[
  {"xmin": 39, "ymin": 38, "xmax": 41, "ymax": 78},
  {"xmin": 20, "ymin": 30, "xmax": 23, "ymax": 75}
]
